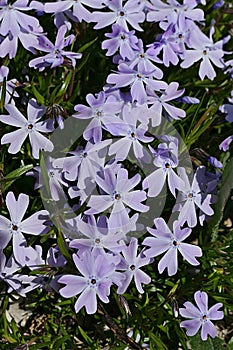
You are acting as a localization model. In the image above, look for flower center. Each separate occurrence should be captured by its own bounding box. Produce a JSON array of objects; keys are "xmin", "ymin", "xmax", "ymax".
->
[
  {"xmin": 140, "ymin": 53, "xmax": 145, "ymax": 58},
  {"xmin": 91, "ymin": 278, "xmax": 96, "ymax": 285},
  {"xmin": 173, "ymin": 240, "xmax": 178, "ymax": 246},
  {"xmin": 115, "ymin": 193, "xmax": 121, "ymax": 200},
  {"xmin": 12, "ymin": 224, "xmax": 18, "ymax": 231},
  {"xmin": 137, "ymin": 73, "xmax": 142, "ymax": 78},
  {"xmin": 119, "ymin": 11, "xmax": 125, "ymax": 16},
  {"xmin": 27, "ymin": 124, "xmax": 33, "ymax": 130},
  {"xmin": 202, "ymin": 315, "xmax": 207, "ymax": 320},
  {"xmin": 95, "ymin": 238, "xmax": 100, "ymax": 244},
  {"xmin": 165, "ymin": 162, "xmax": 171, "ymax": 168},
  {"xmin": 188, "ymin": 192, "xmax": 193, "ymax": 198},
  {"xmin": 96, "ymin": 111, "xmax": 102, "ymax": 117},
  {"xmin": 178, "ymin": 33, "xmax": 183, "ymax": 39},
  {"xmin": 130, "ymin": 264, "xmax": 136, "ymax": 270},
  {"xmin": 203, "ymin": 49, "xmax": 207, "ymax": 55},
  {"xmin": 121, "ymin": 34, "xmax": 126, "ymax": 40},
  {"xmin": 131, "ymin": 132, "xmax": 136, "ymax": 138}
]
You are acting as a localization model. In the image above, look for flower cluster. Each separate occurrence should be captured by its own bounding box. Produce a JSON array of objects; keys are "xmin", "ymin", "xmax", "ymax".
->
[{"xmin": 0, "ymin": 0, "xmax": 231, "ymax": 345}]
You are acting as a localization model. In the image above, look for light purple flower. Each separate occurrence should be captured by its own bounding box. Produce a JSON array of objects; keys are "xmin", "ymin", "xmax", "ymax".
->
[
  {"xmin": 116, "ymin": 238, "xmax": 151, "ymax": 294},
  {"xmin": 59, "ymin": 249, "xmax": 122, "ymax": 314},
  {"xmin": 69, "ymin": 215, "xmax": 126, "ymax": 253},
  {"xmin": 143, "ymin": 138, "xmax": 184, "ymax": 197},
  {"xmin": 29, "ymin": 25, "xmax": 82, "ymax": 71},
  {"xmin": 219, "ymin": 135, "xmax": 233, "ymax": 152},
  {"xmin": 107, "ymin": 104, "xmax": 154, "ymax": 162},
  {"xmin": 107, "ymin": 62, "xmax": 167, "ymax": 104},
  {"xmin": 180, "ymin": 290, "xmax": 224, "ymax": 340},
  {"xmin": 91, "ymin": 0, "xmax": 145, "ymax": 32},
  {"xmin": 147, "ymin": 0, "xmax": 205, "ymax": 30},
  {"xmin": 85, "ymin": 167, "xmax": 149, "ymax": 230},
  {"xmin": 53, "ymin": 139, "xmax": 111, "ymax": 189},
  {"xmin": 173, "ymin": 167, "xmax": 214, "ymax": 227},
  {"xmin": 102, "ymin": 24, "xmax": 139, "ymax": 60},
  {"xmin": 147, "ymin": 81, "xmax": 186, "ymax": 125},
  {"xmin": 0, "ymin": 98, "xmax": 54, "ymax": 159},
  {"xmin": 73, "ymin": 90, "xmax": 122, "ymax": 143},
  {"xmin": 0, "ymin": 191, "xmax": 49, "ymax": 265},
  {"xmin": 0, "ymin": 0, "xmax": 43, "ymax": 58},
  {"xmin": 180, "ymin": 26, "xmax": 225, "ymax": 80},
  {"xmin": 44, "ymin": 0, "xmax": 103, "ymax": 23},
  {"xmin": 143, "ymin": 218, "xmax": 202, "ymax": 276}
]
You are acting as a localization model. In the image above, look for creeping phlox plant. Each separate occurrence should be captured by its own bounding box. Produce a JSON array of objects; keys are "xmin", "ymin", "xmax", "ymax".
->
[{"xmin": 0, "ymin": 0, "xmax": 232, "ymax": 349}]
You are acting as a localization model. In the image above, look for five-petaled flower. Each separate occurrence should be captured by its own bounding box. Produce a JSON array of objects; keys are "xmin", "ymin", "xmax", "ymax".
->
[{"xmin": 179, "ymin": 290, "xmax": 224, "ymax": 340}]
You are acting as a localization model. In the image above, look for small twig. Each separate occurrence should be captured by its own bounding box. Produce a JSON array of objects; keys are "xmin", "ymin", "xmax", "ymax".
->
[{"xmin": 98, "ymin": 303, "xmax": 142, "ymax": 350}]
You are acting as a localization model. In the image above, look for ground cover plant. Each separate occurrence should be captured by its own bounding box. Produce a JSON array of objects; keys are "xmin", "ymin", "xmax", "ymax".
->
[{"xmin": 0, "ymin": 0, "xmax": 233, "ymax": 349}]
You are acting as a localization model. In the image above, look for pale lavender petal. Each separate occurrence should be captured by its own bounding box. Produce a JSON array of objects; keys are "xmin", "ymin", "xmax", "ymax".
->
[
  {"xmin": 201, "ymin": 320, "xmax": 217, "ymax": 340},
  {"xmin": 158, "ymin": 248, "xmax": 177, "ymax": 276},
  {"xmin": 143, "ymin": 237, "xmax": 170, "ymax": 257},
  {"xmin": 6, "ymin": 192, "xmax": 28, "ymax": 223},
  {"xmin": 208, "ymin": 303, "xmax": 224, "ymax": 320},
  {"xmin": 1, "ymin": 129, "xmax": 28, "ymax": 154},
  {"xmin": 29, "ymin": 131, "xmax": 54, "ymax": 159},
  {"xmin": 179, "ymin": 302, "xmax": 202, "ymax": 318},
  {"xmin": 134, "ymin": 269, "xmax": 151, "ymax": 293},
  {"xmin": 75, "ymin": 287, "xmax": 97, "ymax": 314},
  {"xmin": 0, "ymin": 216, "xmax": 11, "ymax": 248},
  {"xmin": 20, "ymin": 210, "xmax": 48, "ymax": 235},
  {"xmin": 108, "ymin": 138, "xmax": 131, "ymax": 160},
  {"xmin": 179, "ymin": 243, "xmax": 202, "ymax": 265},
  {"xmin": 85, "ymin": 195, "xmax": 113, "ymax": 214},
  {"xmin": 194, "ymin": 291, "xmax": 208, "ymax": 314},
  {"xmin": 143, "ymin": 168, "xmax": 166, "ymax": 197},
  {"xmin": 180, "ymin": 319, "xmax": 201, "ymax": 336},
  {"xmin": 124, "ymin": 191, "xmax": 149, "ymax": 212},
  {"xmin": 59, "ymin": 275, "xmax": 86, "ymax": 297}
]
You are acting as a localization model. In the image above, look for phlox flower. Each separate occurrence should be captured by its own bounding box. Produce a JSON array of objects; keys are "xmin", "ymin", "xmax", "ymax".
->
[
  {"xmin": 107, "ymin": 104, "xmax": 154, "ymax": 162},
  {"xmin": 116, "ymin": 238, "xmax": 151, "ymax": 294},
  {"xmin": 180, "ymin": 25, "xmax": 225, "ymax": 80},
  {"xmin": 29, "ymin": 25, "xmax": 82, "ymax": 71},
  {"xmin": 142, "ymin": 138, "xmax": 184, "ymax": 197},
  {"xmin": 91, "ymin": 0, "xmax": 145, "ymax": 32},
  {"xmin": 146, "ymin": 0, "xmax": 205, "ymax": 30},
  {"xmin": 147, "ymin": 81, "xmax": 186, "ymax": 125},
  {"xmin": 107, "ymin": 62, "xmax": 167, "ymax": 104},
  {"xmin": 44, "ymin": 0, "xmax": 104, "ymax": 23},
  {"xmin": 53, "ymin": 139, "xmax": 111, "ymax": 189},
  {"xmin": 173, "ymin": 167, "xmax": 214, "ymax": 227},
  {"xmin": 69, "ymin": 215, "xmax": 126, "ymax": 253},
  {"xmin": 180, "ymin": 290, "xmax": 224, "ymax": 340},
  {"xmin": 0, "ymin": 0, "xmax": 43, "ymax": 58},
  {"xmin": 73, "ymin": 90, "xmax": 122, "ymax": 143},
  {"xmin": 0, "ymin": 98, "xmax": 54, "ymax": 159},
  {"xmin": 102, "ymin": 24, "xmax": 139, "ymax": 60},
  {"xmin": 0, "ymin": 191, "xmax": 49, "ymax": 265},
  {"xmin": 85, "ymin": 167, "xmax": 149, "ymax": 230},
  {"xmin": 128, "ymin": 39, "xmax": 163, "ymax": 79},
  {"xmin": 143, "ymin": 218, "xmax": 202, "ymax": 276},
  {"xmin": 58, "ymin": 249, "xmax": 122, "ymax": 314}
]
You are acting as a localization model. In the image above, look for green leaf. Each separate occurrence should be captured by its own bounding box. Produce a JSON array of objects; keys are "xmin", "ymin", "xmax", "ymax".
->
[
  {"xmin": 78, "ymin": 36, "xmax": 98, "ymax": 53},
  {"xmin": 31, "ymin": 78, "xmax": 45, "ymax": 105},
  {"xmin": 208, "ymin": 158, "xmax": 233, "ymax": 241},
  {"xmin": 189, "ymin": 334, "xmax": 230, "ymax": 349},
  {"xmin": 0, "ymin": 164, "xmax": 34, "ymax": 192},
  {"xmin": 0, "ymin": 77, "xmax": 7, "ymax": 112}
]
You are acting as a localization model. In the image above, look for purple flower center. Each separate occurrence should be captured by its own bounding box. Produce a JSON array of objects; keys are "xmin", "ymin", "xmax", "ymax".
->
[
  {"xmin": 96, "ymin": 111, "xmax": 102, "ymax": 117},
  {"xmin": 173, "ymin": 240, "xmax": 178, "ymax": 246},
  {"xmin": 27, "ymin": 124, "xmax": 33, "ymax": 130},
  {"xmin": 188, "ymin": 192, "xmax": 194, "ymax": 198},
  {"xmin": 130, "ymin": 264, "xmax": 136, "ymax": 270},
  {"xmin": 131, "ymin": 132, "xmax": 136, "ymax": 138},
  {"xmin": 202, "ymin": 315, "xmax": 207, "ymax": 320},
  {"xmin": 121, "ymin": 34, "xmax": 126, "ymax": 40},
  {"xmin": 91, "ymin": 278, "xmax": 96, "ymax": 285},
  {"xmin": 95, "ymin": 238, "xmax": 100, "ymax": 244},
  {"xmin": 178, "ymin": 33, "xmax": 183, "ymax": 39},
  {"xmin": 203, "ymin": 50, "xmax": 207, "ymax": 55},
  {"xmin": 12, "ymin": 224, "xmax": 18, "ymax": 231},
  {"xmin": 137, "ymin": 73, "xmax": 142, "ymax": 79},
  {"xmin": 165, "ymin": 162, "xmax": 171, "ymax": 168},
  {"xmin": 140, "ymin": 53, "xmax": 145, "ymax": 58},
  {"xmin": 119, "ymin": 11, "xmax": 125, "ymax": 17}
]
